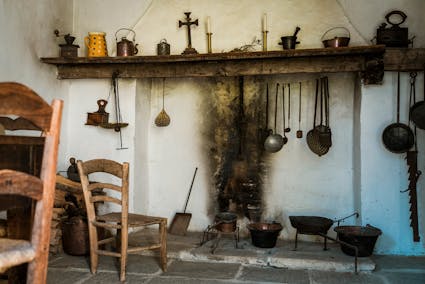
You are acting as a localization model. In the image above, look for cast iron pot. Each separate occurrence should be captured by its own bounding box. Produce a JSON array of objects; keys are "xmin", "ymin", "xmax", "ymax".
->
[
  {"xmin": 334, "ymin": 225, "xmax": 382, "ymax": 257},
  {"xmin": 247, "ymin": 222, "xmax": 283, "ymax": 248}
]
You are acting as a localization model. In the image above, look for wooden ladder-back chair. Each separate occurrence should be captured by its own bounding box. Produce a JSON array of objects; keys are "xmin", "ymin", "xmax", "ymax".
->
[
  {"xmin": 0, "ymin": 82, "xmax": 63, "ymax": 284},
  {"xmin": 77, "ymin": 159, "xmax": 167, "ymax": 282}
]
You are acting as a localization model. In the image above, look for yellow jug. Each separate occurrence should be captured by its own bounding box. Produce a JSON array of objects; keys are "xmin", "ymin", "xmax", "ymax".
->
[{"xmin": 84, "ymin": 32, "xmax": 108, "ymax": 57}]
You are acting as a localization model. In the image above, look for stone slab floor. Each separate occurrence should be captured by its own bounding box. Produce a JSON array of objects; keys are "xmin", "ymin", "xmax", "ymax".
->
[
  {"xmin": 45, "ymin": 231, "xmax": 425, "ymax": 284},
  {"xmin": 47, "ymin": 253, "xmax": 425, "ymax": 284}
]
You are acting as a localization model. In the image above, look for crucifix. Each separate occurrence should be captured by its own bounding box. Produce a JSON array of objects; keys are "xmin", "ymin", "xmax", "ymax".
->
[{"xmin": 179, "ymin": 12, "xmax": 198, "ymax": 54}]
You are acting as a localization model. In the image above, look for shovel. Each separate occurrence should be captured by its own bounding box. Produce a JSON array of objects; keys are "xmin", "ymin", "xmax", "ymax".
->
[{"xmin": 169, "ymin": 167, "xmax": 198, "ymax": 235}]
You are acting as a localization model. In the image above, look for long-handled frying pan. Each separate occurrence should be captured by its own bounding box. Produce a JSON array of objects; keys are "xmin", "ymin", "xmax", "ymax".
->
[
  {"xmin": 382, "ymin": 72, "xmax": 414, "ymax": 153},
  {"xmin": 410, "ymin": 64, "xmax": 425, "ymax": 129}
]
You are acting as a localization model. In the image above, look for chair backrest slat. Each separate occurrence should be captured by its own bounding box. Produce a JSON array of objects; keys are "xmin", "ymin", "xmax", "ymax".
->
[
  {"xmin": 88, "ymin": 182, "xmax": 122, "ymax": 193},
  {"xmin": 0, "ymin": 169, "xmax": 43, "ymax": 200},
  {"xmin": 81, "ymin": 159, "xmax": 123, "ymax": 177},
  {"xmin": 0, "ymin": 117, "xmax": 41, "ymax": 131},
  {"xmin": 90, "ymin": 195, "xmax": 121, "ymax": 205},
  {"xmin": 0, "ymin": 82, "xmax": 52, "ymax": 130}
]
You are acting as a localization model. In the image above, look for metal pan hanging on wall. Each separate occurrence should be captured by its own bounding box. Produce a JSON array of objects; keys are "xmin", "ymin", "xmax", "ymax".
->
[
  {"xmin": 382, "ymin": 72, "xmax": 414, "ymax": 153},
  {"xmin": 409, "ymin": 65, "xmax": 425, "ymax": 129}
]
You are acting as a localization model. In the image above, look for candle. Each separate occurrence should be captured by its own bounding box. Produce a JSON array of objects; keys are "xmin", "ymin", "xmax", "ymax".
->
[
  {"xmin": 206, "ymin": 16, "xmax": 211, "ymax": 33},
  {"xmin": 263, "ymin": 13, "xmax": 268, "ymax": 31}
]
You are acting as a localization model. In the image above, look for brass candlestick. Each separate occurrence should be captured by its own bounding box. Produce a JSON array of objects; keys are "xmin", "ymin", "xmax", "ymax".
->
[
  {"xmin": 262, "ymin": 31, "xmax": 268, "ymax": 51},
  {"xmin": 207, "ymin": 33, "xmax": 212, "ymax": 53}
]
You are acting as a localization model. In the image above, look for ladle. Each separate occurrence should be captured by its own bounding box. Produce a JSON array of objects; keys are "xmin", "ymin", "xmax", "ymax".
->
[
  {"xmin": 296, "ymin": 82, "xmax": 303, "ymax": 138},
  {"xmin": 282, "ymin": 84, "xmax": 288, "ymax": 144},
  {"xmin": 264, "ymin": 83, "xmax": 284, "ymax": 153},
  {"xmin": 285, "ymin": 83, "xmax": 291, "ymax": 133}
]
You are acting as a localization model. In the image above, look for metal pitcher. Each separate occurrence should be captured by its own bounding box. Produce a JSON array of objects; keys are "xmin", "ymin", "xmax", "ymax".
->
[
  {"xmin": 157, "ymin": 39, "xmax": 170, "ymax": 55},
  {"xmin": 116, "ymin": 28, "xmax": 138, "ymax": 56}
]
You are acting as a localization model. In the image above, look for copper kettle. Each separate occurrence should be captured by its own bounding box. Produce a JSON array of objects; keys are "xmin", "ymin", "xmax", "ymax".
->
[{"xmin": 115, "ymin": 28, "xmax": 138, "ymax": 56}]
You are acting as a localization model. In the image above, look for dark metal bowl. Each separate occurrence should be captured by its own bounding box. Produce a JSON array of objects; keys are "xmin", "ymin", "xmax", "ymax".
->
[
  {"xmin": 215, "ymin": 212, "xmax": 237, "ymax": 223},
  {"xmin": 289, "ymin": 216, "xmax": 333, "ymax": 234}
]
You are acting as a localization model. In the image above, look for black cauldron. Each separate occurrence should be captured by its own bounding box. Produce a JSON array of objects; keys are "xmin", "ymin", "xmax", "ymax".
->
[
  {"xmin": 334, "ymin": 225, "xmax": 382, "ymax": 257},
  {"xmin": 247, "ymin": 222, "xmax": 283, "ymax": 248}
]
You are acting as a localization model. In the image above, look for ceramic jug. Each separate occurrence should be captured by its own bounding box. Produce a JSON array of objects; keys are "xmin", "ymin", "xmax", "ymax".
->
[{"xmin": 84, "ymin": 32, "xmax": 108, "ymax": 57}]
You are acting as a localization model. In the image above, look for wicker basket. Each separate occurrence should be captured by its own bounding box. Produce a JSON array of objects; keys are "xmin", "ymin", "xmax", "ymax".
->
[{"xmin": 155, "ymin": 109, "xmax": 170, "ymax": 127}]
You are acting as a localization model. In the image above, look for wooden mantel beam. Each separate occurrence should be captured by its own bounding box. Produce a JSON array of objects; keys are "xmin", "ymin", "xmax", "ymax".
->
[
  {"xmin": 383, "ymin": 48, "xmax": 425, "ymax": 71},
  {"xmin": 41, "ymin": 46, "xmax": 392, "ymax": 83}
]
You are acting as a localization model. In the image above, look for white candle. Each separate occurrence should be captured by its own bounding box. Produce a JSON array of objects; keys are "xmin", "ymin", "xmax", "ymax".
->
[
  {"xmin": 206, "ymin": 16, "xmax": 211, "ymax": 33},
  {"xmin": 263, "ymin": 13, "xmax": 268, "ymax": 31}
]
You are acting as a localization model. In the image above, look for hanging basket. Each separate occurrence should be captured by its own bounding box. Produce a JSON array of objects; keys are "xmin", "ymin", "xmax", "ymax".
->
[
  {"xmin": 155, "ymin": 79, "xmax": 171, "ymax": 127},
  {"xmin": 155, "ymin": 109, "xmax": 170, "ymax": 127}
]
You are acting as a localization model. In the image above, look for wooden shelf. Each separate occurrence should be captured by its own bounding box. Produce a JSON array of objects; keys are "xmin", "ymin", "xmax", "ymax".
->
[
  {"xmin": 40, "ymin": 46, "xmax": 425, "ymax": 84},
  {"xmin": 383, "ymin": 48, "xmax": 425, "ymax": 71},
  {"xmin": 41, "ymin": 45, "xmax": 386, "ymax": 83}
]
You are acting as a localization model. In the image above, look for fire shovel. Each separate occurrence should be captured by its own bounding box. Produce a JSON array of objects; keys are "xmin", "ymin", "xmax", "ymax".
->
[{"xmin": 169, "ymin": 167, "xmax": 198, "ymax": 235}]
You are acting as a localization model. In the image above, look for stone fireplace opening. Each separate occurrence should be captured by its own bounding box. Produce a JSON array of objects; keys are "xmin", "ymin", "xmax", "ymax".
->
[{"xmin": 202, "ymin": 76, "xmax": 267, "ymax": 222}]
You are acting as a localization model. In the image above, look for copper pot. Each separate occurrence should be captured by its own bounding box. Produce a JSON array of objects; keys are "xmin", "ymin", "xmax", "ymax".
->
[
  {"xmin": 214, "ymin": 212, "xmax": 237, "ymax": 232},
  {"xmin": 247, "ymin": 222, "xmax": 283, "ymax": 248},
  {"xmin": 116, "ymin": 28, "xmax": 138, "ymax": 56},
  {"xmin": 322, "ymin": 27, "xmax": 350, "ymax": 48}
]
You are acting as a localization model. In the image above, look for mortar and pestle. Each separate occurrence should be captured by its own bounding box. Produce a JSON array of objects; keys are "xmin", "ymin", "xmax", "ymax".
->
[{"xmin": 279, "ymin": 26, "xmax": 301, "ymax": 50}]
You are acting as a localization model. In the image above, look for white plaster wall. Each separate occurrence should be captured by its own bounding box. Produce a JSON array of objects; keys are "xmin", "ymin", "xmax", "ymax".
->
[
  {"xmin": 361, "ymin": 72, "xmax": 425, "ymax": 255},
  {"xmin": 134, "ymin": 79, "xmax": 152, "ymax": 214},
  {"xmin": 133, "ymin": 0, "xmax": 367, "ymax": 55},
  {"xmin": 67, "ymin": 79, "xmax": 137, "ymax": 211},
  {"xmin": 0, "ymin": 0, "xmax": 73, "ymax": 170},
  {"xmin": 65, "ymin": 0, "xmax": 425, "ymax": 255},
  {"xmin": 73, "ymin": 0, "xmax": 153, "ymax": 57},
  {"xmin": 338, "ymin": 0, "xmax": 425, "ymax": 47},
  {"xmin": 262, "ymin": 73, "xmax": 356, "ymax": 241},
  {"xmin": 146, "ymin": 78, "xmax": 208, "ymax": 226}
]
